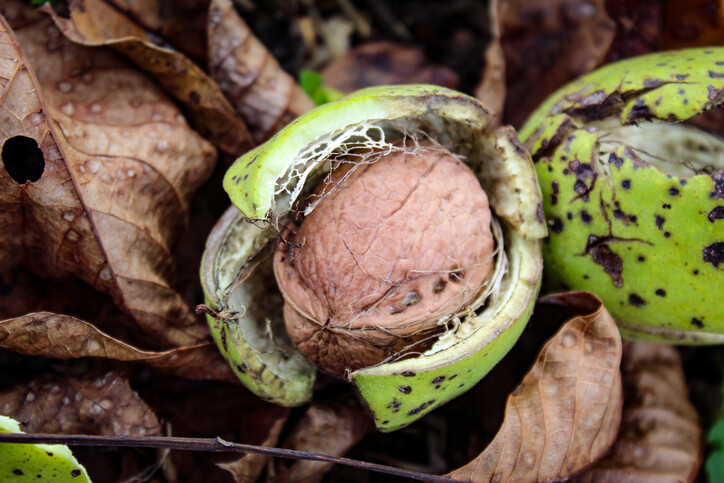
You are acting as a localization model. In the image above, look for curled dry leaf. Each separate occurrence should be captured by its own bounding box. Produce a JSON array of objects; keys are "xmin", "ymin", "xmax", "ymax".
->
[
  {"xmin": 321, "ymin": 41, "xmax": 459, "ymax": 94},
  {"xmin": 105, "ymin": 0, "xmax": 210, "ymax": 62},
  {"xmin": 664, "ymin": 0, "xmax": 724, "ymax": 49},
  {"xmin": 498, "ymin": 0, "xmax": 616, "ymax": 126},
  {"xmin": 43, "ymin": 0, "xmax": 253, "ymax": 156},
  {"xmin": 474, "ymin": 0, "xmax": 505, "ymax": 125},
  {"xmin": 217, "ymin": 414, "xmax": 288, "ymax": 483},
  {"xmin": 208, "ymin": 0, "xmax": 315, "ymax": 143},
  {"xmin": 0, "ymin": 312, "xmax": 236, "ymax": 383},
  {"xmin": 573, "ymin": 342, "xmax": 702, "ymax": 483},
  {"xmin": 448, "ymin": 292, "xmax": 623, "ymax": 482},
  {"xmin": 275, "ymin": 401, "xmax": 372, "ymax": 483},
  {"xmin": 0, "ymin": 370, "xmax": 161, "ymax": 437},
  {"xmin": 0, "ymin": 4, "xmax": 215, "ymax": 347}
]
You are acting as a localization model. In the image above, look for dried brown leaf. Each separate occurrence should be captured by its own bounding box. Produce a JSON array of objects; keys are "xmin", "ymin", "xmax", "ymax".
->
[
  {"xmin": 43, "ymin": 0, "xmax": 253, "ymax": 156},
  {"xmin": 0, "ymin": 4, "xmax": 215, "ymax": 346},
  {"xmin": 217, "ymin": 414, "xmax": 288, "ymax": 483},
  {"xmin": 276, "ymin": 401, "xmax": 372, "ymax": 483},
  {"xmin": 0, "ymin": 312, "xmax": 236, "ymax": 383},
  {"xmin": 499, "ymin": 0, "xmax": 616, "ymax": 126},
  {"xmin": 474, "ymin": 0, "xmax": 505, "ymax": 125},
  {"xmin": 0, "ymin": 370, "xmax": 161, "ymax": 437},
  {"xmin": 105, "ymin": 0, "xmax": 210, "ymax": 62},
  {"xmin": 208, "ymin": 0, "xmax": 314, "ymax": 143},
  {"xmin": 448, "ymin": 292, "xmax": 623, "ymax": 482},
  {"xmin": 665, "ymin": 0, "xmax": 724, "ymax": 49},
  {"xmin": 573, "ymin": 342, "xmax": 702, "ymax": 483},
  {"xmin": 322, "ymin": 41, "xmax": 459, "ymax": 94}
]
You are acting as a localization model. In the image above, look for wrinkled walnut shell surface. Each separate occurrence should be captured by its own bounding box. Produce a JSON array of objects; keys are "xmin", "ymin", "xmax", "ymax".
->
[{"xmin": 273, "ymin": 144, "xmax": 495, "ymax": 376}]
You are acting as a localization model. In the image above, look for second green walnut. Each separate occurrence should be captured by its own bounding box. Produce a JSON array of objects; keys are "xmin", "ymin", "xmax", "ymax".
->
[
  {"xmin": 201, "ymin": 85, "xmax": 545, "ymax": 431},
  {"xmin": 521, "ymin": 47, "xmax": 724, "ymax": 343}
]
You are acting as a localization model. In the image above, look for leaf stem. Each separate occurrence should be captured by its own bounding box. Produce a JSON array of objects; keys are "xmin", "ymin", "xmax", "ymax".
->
[{"xmin": 0, "ymin": 433, "xmax": 452, "ymax": 482}]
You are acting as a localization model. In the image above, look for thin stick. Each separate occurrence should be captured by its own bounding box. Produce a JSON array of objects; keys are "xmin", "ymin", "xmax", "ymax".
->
[{"xmin": 0, "ymin": 433, "xmax": 452, "ymax": 483}]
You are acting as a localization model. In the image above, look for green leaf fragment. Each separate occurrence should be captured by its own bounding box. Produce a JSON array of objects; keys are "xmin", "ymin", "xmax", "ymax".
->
[{"xmin": 0, "ymin": 415, "xmax": 91, "ymax": 482}]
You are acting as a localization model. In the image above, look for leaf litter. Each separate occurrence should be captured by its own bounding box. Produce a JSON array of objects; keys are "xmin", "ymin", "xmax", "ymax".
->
[{"xmin": 0, "ymin": 0, "xmax": 718, "ymax": 481}]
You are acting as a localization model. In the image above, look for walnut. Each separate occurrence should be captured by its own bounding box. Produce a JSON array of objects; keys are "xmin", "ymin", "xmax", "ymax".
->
[{"xmin": 273, "ymin": 143, "xmax": 495, "ymax": 376}]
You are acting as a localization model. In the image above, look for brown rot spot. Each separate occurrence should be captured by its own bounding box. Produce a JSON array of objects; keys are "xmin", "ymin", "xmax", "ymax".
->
[
  {"xmin": 401, "ymin": 371, "xmax": 416, "ymax": 377},
  {"xmin": 703, "ymin": 242, "xmax": 724, "ymax": 267},
  {"xmin": 609, "ymin": 153, "xmax": 624, "ymax": 169},
  {"xmin": 407, "ymin": 399, "xmax": 436, "ymax": 416},
  {"xmin": 448, "ymin": 270, "xmax": 463, "ymax": 282},
  {"xmin": 220, "ymin": 327, "xmax": 228, "ymax": 352},
  {"xmin": 710, "ymin": 207, "xmax": 724, "ymax": 222},
  {"xmin": 711, "ymin": 172, "xmax": 724, "ymax": 199},
  {"xmin": 403, "ymin": 291, "xmax": 421, "ymax": 306},
  {"xmin": 398, "ymin": 385, "xmax": 412, "ymax": 394},
  {"xmin": 432, "ymin": 376, "xmax": 446, "ymax": 384},
  {"xmin": 655, "ymin": 289, "xmax": 666, "ymax": 297},
  {"xmin": 628, "ymin": 98, "xmax": 652, "ymax": 122},
  {"xmin": 432, "ymin": 279, "xmax": 446, "ymax": 293},
  {"xmin": 387, "ymin": 398, "xmax": 401, "ymax": 411},
  {"xmin": 613, "ymin": 209, "xmax": 637, "ymax": 224},
  {"xmin": 628, "ymin": 293, "xmax": 646, "ymax": 307},
  {"xmin": 669, "ymin": 187, "xmax": 680, "ymax": 196},
  {"xmin": 692, "ymin": 318, "xmax": 705, "ymax": 328},
  {"xmin": 549, "ymin": 217, "xmax": 564, "ymax": 233},
  {"xmin": 621, "ymin": 179, "xmax": 631, "ymax": 189},
  {"xmin": 655, "ymin": 215, "xmax": 665, "ymax": 230},
  {"xmin": 586, "ymin": 235, "xmax": 624, "ymax": 287}
]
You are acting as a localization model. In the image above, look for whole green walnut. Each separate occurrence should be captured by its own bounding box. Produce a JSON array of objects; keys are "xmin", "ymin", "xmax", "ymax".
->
[
  {"xmin": 201, "ymin": 85, "xmax": 546, "ymax": 431},
  {"xmin": 521, "ymin": 47, "xmax": 724, "ymax": 342}
]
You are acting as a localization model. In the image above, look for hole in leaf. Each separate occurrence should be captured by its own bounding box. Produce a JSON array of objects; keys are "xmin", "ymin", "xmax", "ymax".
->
[{"xmin": 2, "ymin": 136, "xmax": 45, "ymax": 184}]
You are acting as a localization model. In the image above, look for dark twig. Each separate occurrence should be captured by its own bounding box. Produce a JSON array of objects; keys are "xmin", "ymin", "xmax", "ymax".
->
[{"xmin": 0, "ymin": 433, "xmax": 453, "ymax": 483}]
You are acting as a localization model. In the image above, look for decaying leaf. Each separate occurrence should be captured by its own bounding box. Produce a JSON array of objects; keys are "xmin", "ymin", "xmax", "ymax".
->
[
  {"xmin": 275, "ymin": 401, "xmax": 372, "ymax": 483},
  {"xmin": 217, "ymin": 414, "xmax": 288, "ymax": 483},
  {"xmin": 207, "ymin": 0, "xmax": 315, "ymax": 143},
  {"xmin": 664, "ymin": 0, "xmax": 724, "ymax": 49},
  {"xmin": 42, "ymin": 0, "xmax": 253, "ymax": 156},
  {"xmin": 574, "ymin": 342, "xmax": 702, "ymax": 483},
  {"xmin": 499, "ymin": 0, "xmax": 616, "ymax": 126},
  {"xmin": 0, "ymin": 312, "xmax": 236, "ymax": 383},
  {"xmin": 105, "ymin": 0, "xmax": 210, "ymax": 62},
  {"xmin": 448, "ymin": 292, "xmax": 623, "ymax": 482},
  {"xmin": 0, "ymin": 4, "xmax": 215, "ymax": 346},
  {"xmin": 322, "ymin": 41, "xmax": 459, "ymax": 94},
  {"xmin": 474, "ymin": 0, "xmax": 505, "ymax": 125},
  {"xmin": 0, "ymin": 370, "xmax": 162, "ymax": 437}
]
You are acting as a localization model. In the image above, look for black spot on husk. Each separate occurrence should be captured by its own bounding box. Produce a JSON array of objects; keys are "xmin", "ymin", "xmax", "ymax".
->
[
  {"xmin": 710, "ymin": 207, "xmax": 724, "ymax": 222},
  {"xmin": 586, "ymin": 235, "xmax": 624, "ymax": 287},
  {"xmin": 407, "ymin": 400, "xmax": 436, "ymax": 417},
  {"xmin": 628, "ymin": 293, "xmax": 646, "ymax": 307},
  {"xmin": 703, "ymin": 242, "xmax": 724, "ymax": 267}
]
